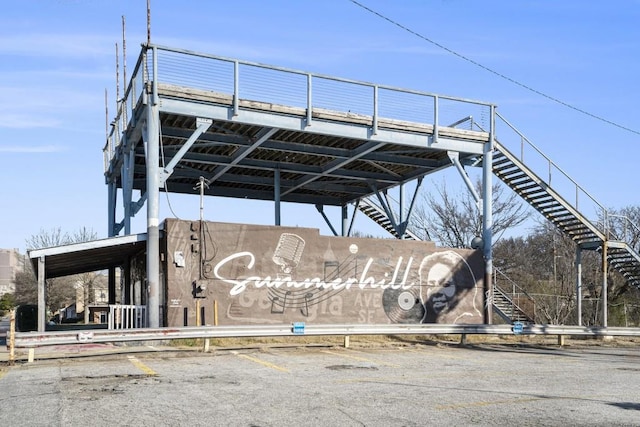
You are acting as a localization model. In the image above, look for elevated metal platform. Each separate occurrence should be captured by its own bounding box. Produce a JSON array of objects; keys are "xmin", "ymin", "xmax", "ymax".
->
[
  {"xmin": 104, "ymin": 45, "xmax": 494, "ymax": 232},
  {"xmin": 102, "ymin": 44, "xmax": 498, "ymax": 327},
  {"xmin": 99, "ymin": 44, "xmax": 639, "ymax": 330}
]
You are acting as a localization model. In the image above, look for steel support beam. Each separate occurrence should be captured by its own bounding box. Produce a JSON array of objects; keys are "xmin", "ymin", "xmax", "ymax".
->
[
  {"xmin": 602, "ymin": 243, "xmax": 608, "ymax": 327},
  {"xmin": 274, "ymin": 167, "xmax": 281, "ymax": 226},
  {"xmin": 399, "ymin": 178, "xmax": 423, "ymax": 238},
  {"xmin": 207, "ymin": 126, "xmax": 278, "ymax": 184},
  {"xmin": 145, "ymin": 45, "xmax": 161, "ymax": 328},
  {"xmin": 348, "ymin": 200, "xmax": 359, "ymax": 237},
  {"xmin": 482, "ymin": 105, "xmax": 495, "ymax": 324},
  {"xmin": 37, "ymin": 256, "xmax": 45, "ymax": 332},
  {"xmin": 283, "ymin": 141, "xmax": 387, "ymax": 197},
  {"xmin": 449, "ymin": 151, "xmax": 482, "ymax": 210},
  {"xmin": 108, "ymin": 181, "xmax": 117, "ymax": 237},
  {"xmin": 342, "ymin": 204, "xmax": 349, "ymax": 237},
  {"xmin": 159, "ymin": 117, "xmax": 212, "ymax": 186},
  {"xmin": 372, "ymin": 188, "xmax": 399, "ymax": 234},
  {"xmin": 576, "ymin": 246, "xmax": 583, "ymax": 326},
  {"xmin": 316, "ymin": 204, "xmax": 339, "ymax": 236},
  {"xmin": 122, "ymin": 148, "xmax": 134, "ymax": 235}
]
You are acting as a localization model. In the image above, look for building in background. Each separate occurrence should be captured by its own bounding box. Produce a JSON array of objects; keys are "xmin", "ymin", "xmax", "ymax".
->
[{"xmin": 0, "ymin": 249, "xmax": 24, "ymax": 296}]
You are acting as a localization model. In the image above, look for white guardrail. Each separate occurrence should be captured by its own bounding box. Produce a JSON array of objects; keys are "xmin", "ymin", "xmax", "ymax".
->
[{"xmin": 9, "ymin": 323, "xmax": 640, "ymax": 349}]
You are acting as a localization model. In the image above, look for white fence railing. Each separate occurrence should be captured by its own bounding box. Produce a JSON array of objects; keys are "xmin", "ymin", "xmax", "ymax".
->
[{"xmin": 108, "ymin": 304, "xmax": 147, "ymax": 329}]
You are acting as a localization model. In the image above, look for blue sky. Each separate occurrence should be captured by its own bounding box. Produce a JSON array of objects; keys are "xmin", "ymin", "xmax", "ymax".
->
[{"xmin": 1, "ymin": 0, "xmax": 639, "ymax": 252}]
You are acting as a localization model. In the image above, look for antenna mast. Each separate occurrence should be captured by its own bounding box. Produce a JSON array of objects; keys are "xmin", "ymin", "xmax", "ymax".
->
[
  {"xmin": 104, "ymin": 89, "xmax": 108, "ymax": 141},
  {"xmin": 115, "ymin": 42, "xmax": 120, "ymax": 115},
  {"xmin": 122, "ymin": 16, "xmax": 127, "ymax": 90},
  {"xmin": 121, "ymin": 15, "xmax": 127, "ymax": 123},
  {"xmin": 147, "ymin": 0, "xmax": 151, "ymax": 44}
]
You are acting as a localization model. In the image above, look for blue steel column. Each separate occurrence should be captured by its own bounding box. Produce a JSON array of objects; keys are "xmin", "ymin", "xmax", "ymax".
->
[
  {"xmin": 108, "ymin": 180, "xmax": 117, "ymax": 237},
  {"xmin": 274, "ymin": 168, "xmax": 281, "ymax": 226},
  {"xmin": 482, "ymin": 105, "xmax": 495, "ymax": 324},
  {"xmin": 122, "ymin": 150, "xmax": 133, "ymax": 235},
  {"xmin": 107, "ymin": 180, "xmax": 118, "ymax": 305},
  {"xmin": 146, "ymin": 46, "xmax": 160, "ymax": 328},
  {"xmin": 399, "ymin": 185, "xmax": 405, "ymax": 239}
]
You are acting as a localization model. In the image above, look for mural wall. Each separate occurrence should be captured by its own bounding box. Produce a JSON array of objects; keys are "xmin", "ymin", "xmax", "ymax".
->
[{"xmin": 162, "ymin": 219, "xmax": 485, "ymax": 327}]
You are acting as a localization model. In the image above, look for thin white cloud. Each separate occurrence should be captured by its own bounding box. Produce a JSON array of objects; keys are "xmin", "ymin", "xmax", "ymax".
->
[
  {"xmin": 0, "ymin": 85, "xmax": 104, "ymax": 130},
  {"xmin": 0, "ymin": 144, "xmax": 67, "ymax": 153},
  {"xmin": 0, "ymin": 33, "xmax": 113, "ymax": 58},
  {"xmin": 0, "ymin": 113, "xmax": 61, "ymax": 129},
  {"xmin": 0, "ymin": 68, "xmax": 112, "ymax": 82},
  {"xmin": 154, "ymin": 35, "xmax": 444, "ymax": 70}
]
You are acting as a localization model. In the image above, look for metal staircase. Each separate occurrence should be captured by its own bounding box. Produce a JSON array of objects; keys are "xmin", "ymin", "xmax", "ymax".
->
[
  {"xmin": 492, "ymin": 142, "xmax": 602, "ymax": 248},
  {"xmin": 493, "ymin": 286, "xmax": 534, "ymax": 323},
  {"xmin": 357, "ymin": 197, "xmax": 420, "ymax": 240},
  {"xmin": 493, "ymin": 269, "xmax": 536, "ymax": 323},
  {"xmin": 356, "ymin": 114, "xmax": 640, "ymax": 323},
  {"xmin": 492, "ymin": 139, "xmax": 640, "ymax": 289}
]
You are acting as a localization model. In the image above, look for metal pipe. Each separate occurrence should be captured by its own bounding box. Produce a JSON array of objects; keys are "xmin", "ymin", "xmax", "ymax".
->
[
  {"xmin": 274, "ymin": 168, "xmax": 281, "ymax": 226},
  {"xmin": 372, "ymin": 85, "xmax": 378, "ymax": 135},
  {"xmin": 342, "ymin": 204, "xmax": 348, "ymax": 237},
  {"xmin": 482, "ymin": 105, "xmax": 495, "ymax": 324},
  {"xmin": 145, "ymin": 55, "xmax": 161, "ymax": 327},
  {"xmin": 433, "ymin": 95, "xmax": 439, "ymax": 144},
  {"xmin": 306, "ymin": 74, "xmax": 312, "ymax": 126},
  {"xmin": 37, "ymin": 256, "xmax": 46, "ymax": 332},
  {"xmin": 576, "ymin": 246, "xmax": 582, "ymax": 326},
  {"xmin": 399, "ymin": 184, "xmax": 404, "ymax": 239},
  {"xmin": 233, "ymin": 60, "xmax": 239, "ymax": 116},
  {"xmin": 8, "ymin": 309, "xmax": 15, "ymax": 364},
  {"xmin": 602, "ymin": 243, "xmax": 608, "ymax": 327},
  {"xmin": 152, "ymin": 46, "xmax": 158, "ymax": 104}
]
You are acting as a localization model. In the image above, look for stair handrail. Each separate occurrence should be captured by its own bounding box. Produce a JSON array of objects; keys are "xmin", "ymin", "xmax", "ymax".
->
[
  {"xmin": 606, "ymin": 214, "xmax": 640, "ymax": 245},
  {"xmin": 493, "ymin": 267, "xmax": 536, "ymax": 322},
  {"xmin": 491, "ymin": 114, "xmax": 640, "ymax": 250},
  {"xmin": 493, "ymin": 285, "xmax": 529, "ymax": 323},
  {"xmin": 493, "ymin": 112, "xmax": 606, "ymax": 220}
]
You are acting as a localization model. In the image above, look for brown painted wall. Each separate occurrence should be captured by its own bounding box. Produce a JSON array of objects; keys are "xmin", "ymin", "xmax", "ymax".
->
[{"xmin": 162, "ymin": 219, "xmax": 485, "ymax": 327}]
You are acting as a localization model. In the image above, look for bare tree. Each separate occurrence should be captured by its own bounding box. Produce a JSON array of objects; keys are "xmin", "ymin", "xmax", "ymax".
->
[
  {"xmin": 26, "ymin": 226, "xmax": 98, "ymax": 250},
  {"xmin": 607, "ymin": 205, "xmax": 640, "ymax": 251},
  {"xmin": 26, "ymin": 227, "xmax": 70, "ymax": 250},
  {"xmin": 21, "ymin": 227, "xmax": 99, "ymax": 318},
  {"xmin": 493, "ymin": 218, "xmax": 639, "ymax": 326},
  {"xmin": 411, "ymin": 178, "xmax": 531, "ymax": 248}
]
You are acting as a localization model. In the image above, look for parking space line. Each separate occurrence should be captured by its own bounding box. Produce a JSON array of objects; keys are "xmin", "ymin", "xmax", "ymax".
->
[
  {"xmin": 127, "ymin": 355, "xmax": 158, "ymax": 376},
  {"xmin": 321, "ymin": 350, "xmax": 400, "ymax": 368},
  {"xmin": 0, "ymin": 367, "xmax": 7, "ymax": 380},
  {"xmin": 232, "ymin": 351, "xmax": 290, "ymax": 373}
]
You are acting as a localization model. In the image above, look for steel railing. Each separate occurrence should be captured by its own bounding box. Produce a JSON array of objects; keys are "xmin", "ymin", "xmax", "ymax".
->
[
  {"xmin": 493, "ymin": 268, "xmax": 536, "ymax": 322},
  {"xmin": 103, "ymin": 44, "xmax": 495, "ymax": 173},
  {"xmin": 474, "ymin": 115, "xmax": 640, "ymax": 249},
  {"xmin": 10, "ymin": 323, "xmax": 640, "ymax": 350}
]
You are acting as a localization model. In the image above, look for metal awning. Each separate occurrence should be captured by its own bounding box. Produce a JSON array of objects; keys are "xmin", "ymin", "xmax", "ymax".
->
[{"xmin": 28, "ymin": 233, "xmax": 147, "ymax": 278}]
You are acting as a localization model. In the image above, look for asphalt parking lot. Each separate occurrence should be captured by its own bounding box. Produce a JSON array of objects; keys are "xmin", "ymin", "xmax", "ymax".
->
[{"xmin": 1, "ymin": 337, "xmax": 640, "ymax": 426}]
